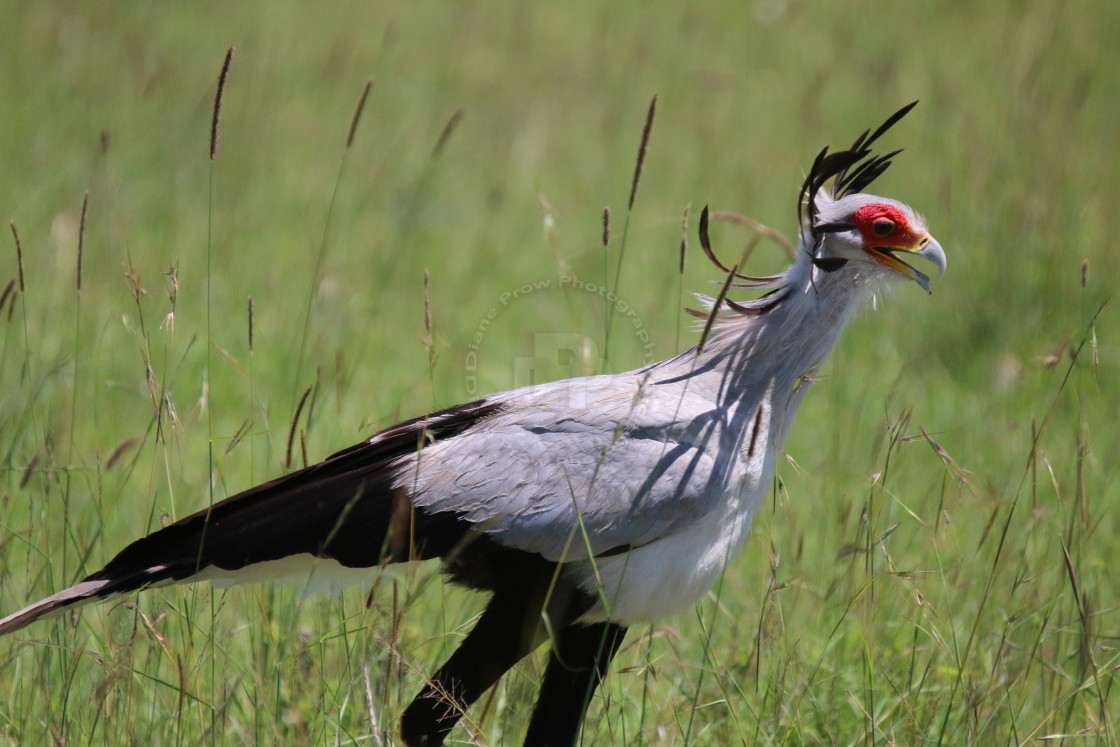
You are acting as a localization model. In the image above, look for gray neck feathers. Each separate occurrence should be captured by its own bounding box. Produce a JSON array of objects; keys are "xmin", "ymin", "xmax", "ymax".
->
[{"xmin": 664, "ymin": 247, "xmax": 872, "ymax": 408}]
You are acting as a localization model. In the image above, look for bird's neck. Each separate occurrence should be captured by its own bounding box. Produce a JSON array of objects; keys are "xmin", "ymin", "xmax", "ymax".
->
[{"xmin": 673, "ymin": 256, "xmax": 872, "ymax": 407}]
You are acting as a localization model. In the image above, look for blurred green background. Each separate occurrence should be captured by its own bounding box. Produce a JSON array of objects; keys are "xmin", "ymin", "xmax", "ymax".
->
[{"xmin": 1, "ymin": 1, "xmax": 1116, "ymax": 745}]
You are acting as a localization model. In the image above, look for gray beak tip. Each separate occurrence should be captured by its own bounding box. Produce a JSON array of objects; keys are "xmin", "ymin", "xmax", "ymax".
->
[{"xmin": 919, "ymin": 237, "xmax": 947, "ymax": 279}]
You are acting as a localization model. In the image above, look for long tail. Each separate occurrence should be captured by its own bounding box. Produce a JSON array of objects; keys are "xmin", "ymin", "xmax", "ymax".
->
[
  {"xmin": 0, "ymin": 580, "xmax": 125, "ymax": 635},
  {"xmin": 0, "ymin": 398, "xmax": 501, "ymax": 637}
]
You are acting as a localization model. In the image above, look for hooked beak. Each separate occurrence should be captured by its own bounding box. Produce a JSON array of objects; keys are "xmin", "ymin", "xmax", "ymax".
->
[{"xmin": 866, "ymin": 235, "xmax": 947, "ymax": 293}]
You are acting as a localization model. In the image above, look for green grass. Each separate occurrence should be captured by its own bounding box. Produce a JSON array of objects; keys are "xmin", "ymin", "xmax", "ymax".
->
[{"xmin": 1, "ymin": 2, "xmax": 1117, "ymax": 745}]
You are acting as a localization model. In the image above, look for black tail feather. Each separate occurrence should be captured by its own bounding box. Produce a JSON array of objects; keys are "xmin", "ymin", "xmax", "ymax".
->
[{"xmin": 0, "ymin": 398, "xmax": 504, "ymax": 637}]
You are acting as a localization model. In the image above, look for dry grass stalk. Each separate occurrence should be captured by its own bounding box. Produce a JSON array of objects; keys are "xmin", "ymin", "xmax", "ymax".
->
[
  {"xmin": 679, "ymin": 203, "xmax": 691, "ymax": 274},
  {"xmin": 286, "ymin": 386, "xmax": 312, "ymax": 472},
  {"xmin": 209, "ymin": 46, "xmax": 235, "ymax": 160},
  {"xmin": 628, "ymin": 94, "xmax": 658, "ymax": 210},
  {"xmin": 710, "ymin": 210, "xmax": 796, "ymax": 260},
  {"xmin": 77, "ymin": 192, "xmax": 88, "ymax": 291},
  {"xmin": 10, "ymin": 221, "xmax": 24, "ymax": 293},
  {"xmin": 432, "ymin": 107, "xmax": 464, "ymax": 158},
  {"xmin": 0, "ymin": 279, "xmax": 14, "ymax": 318},
  {"xmin": 247, "ymin": 296, "xmax": 254, "ymax": 353},
  {"xmin": 347, "ymin": 80, "xmax": 374, "ymax": 149}
]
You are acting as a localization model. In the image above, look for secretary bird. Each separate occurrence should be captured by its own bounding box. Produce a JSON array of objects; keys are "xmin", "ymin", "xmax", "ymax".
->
[{"xmin": 1, "ymin": 103, "xmax": 945, "ymax": 745}]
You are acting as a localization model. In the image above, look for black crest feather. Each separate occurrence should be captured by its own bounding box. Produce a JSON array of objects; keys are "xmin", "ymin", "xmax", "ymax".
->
[
  {"xmin": 798, "ymin": 102, "xmax": 918, "ymax": 237},
  {"xmin": 691, "ymin": 103, "xmax": 918, "ymax": 329}
]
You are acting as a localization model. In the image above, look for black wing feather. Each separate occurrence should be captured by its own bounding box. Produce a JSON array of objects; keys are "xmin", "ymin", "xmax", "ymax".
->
[{"xmin": 86, "ymin": 399, "xmax": 506, "ymax": 593}]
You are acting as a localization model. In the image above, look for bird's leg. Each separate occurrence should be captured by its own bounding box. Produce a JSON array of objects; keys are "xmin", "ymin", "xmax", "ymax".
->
[
  {"xmin": 399, "ymin": 562, "xmax": 576, "ymax": 746},
  {"xmin": 522, "ymin": 620, "xmax": 628, "ymax": 746},
  {"xmin": 399, "ymin": 588, "xmax": 535, "ymax": 745}
]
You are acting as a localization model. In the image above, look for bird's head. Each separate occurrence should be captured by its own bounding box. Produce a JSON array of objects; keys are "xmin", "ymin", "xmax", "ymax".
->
[
  {"xmin": 688, "ymin": 103, "xmax": 946, "ymax": 332},
  {"xmin": 798, "ymin": 101, "xmax": 946, "ymax": 293},
  {"xmin": 810, "ymin": 193, "xmax": 946, "ymax": 293}
]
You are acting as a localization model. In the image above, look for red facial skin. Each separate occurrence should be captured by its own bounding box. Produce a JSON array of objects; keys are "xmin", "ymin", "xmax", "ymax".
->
[{"xmin": 851, "ymin": 204, "xmax": 923, "ymax": 247}]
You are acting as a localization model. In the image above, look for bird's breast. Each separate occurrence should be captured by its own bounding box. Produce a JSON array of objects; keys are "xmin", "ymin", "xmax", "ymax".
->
[
  {"xmin": 575, "ymin": 488, "xmax": 760, "ymax": 624},
  {"xmin": 576, "ymin": 411, "xmax": 780, "ymax": 626}
]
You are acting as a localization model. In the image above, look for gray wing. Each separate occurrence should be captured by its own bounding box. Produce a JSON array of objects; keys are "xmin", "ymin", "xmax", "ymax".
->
[{"xmin": 403, "ymin": 375, "xmax": 743, "ymax": 560}]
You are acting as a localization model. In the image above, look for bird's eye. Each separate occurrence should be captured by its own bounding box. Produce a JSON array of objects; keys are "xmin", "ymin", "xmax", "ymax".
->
[{"xmin": 872, "ymin": 219, "xmax": 895, "ymax": 237}]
